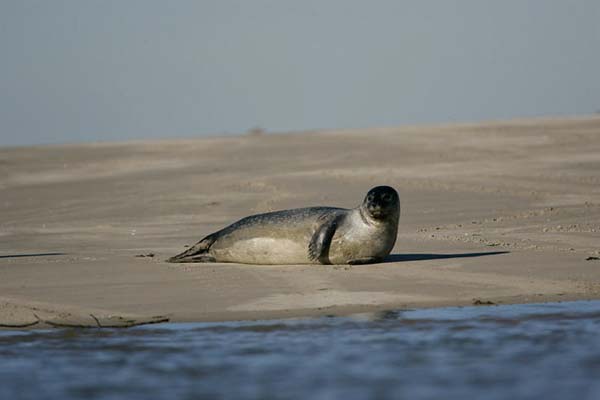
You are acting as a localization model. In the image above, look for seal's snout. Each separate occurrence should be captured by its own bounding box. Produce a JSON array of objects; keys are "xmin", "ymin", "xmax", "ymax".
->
[{"xmin": 367, "ymin": 205, "xmax": 384, "ymax": 218}]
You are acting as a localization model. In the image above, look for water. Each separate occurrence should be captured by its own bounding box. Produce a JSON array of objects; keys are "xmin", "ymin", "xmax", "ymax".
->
[{"xmin": 2, "ymin": 301, "xmax": 600, "ymax": 400}]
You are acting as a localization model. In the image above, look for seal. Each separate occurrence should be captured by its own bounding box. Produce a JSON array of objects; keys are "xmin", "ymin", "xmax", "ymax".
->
[{"xmin": 168, "ymin": 186, "xmax": 400, "ymax": 265}]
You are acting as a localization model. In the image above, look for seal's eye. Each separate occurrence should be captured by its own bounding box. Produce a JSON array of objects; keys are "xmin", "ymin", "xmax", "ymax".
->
[
  {"xmin": 367, "ymin": 194, "xmax": 375, "ymax": 202},
  {"xmin": 382, "ymin": 193, "xmax": 392, "ymax": 202}
]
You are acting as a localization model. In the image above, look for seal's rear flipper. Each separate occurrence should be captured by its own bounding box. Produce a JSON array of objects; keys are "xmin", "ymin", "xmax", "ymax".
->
[
  {"xmin": 167, "ymin": 234, "xmax": 217, "ymax": 263},
  {"xmin": 167, "ymin": 253, "xmax": 216, "ymax": 263}
]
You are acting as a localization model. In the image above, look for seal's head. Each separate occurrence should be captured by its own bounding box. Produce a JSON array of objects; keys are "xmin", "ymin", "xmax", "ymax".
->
[{"xmin": 362, "ymin": 186, "xmax": 400, "ymax": 220}]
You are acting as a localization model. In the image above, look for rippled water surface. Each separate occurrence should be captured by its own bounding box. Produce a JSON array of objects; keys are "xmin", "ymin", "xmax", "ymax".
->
[{"xmin": 2, "ymin": 301, "xmax": 600, "ymax": 400}]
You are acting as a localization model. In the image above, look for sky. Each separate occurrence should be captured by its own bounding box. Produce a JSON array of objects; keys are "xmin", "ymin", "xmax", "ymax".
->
[{"xmin": 1, "ymin": 0, "xmax": 599, "ymax": 146}]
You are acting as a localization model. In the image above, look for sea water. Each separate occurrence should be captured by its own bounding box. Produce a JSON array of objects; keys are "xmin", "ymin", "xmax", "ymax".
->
[{"xmin": 1, "ymin": 301, "xmax": 600, "ymax": 400}]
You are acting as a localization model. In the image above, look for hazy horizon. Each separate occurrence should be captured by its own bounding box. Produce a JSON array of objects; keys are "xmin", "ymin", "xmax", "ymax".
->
[{"xmin": 1, "ymin": 1, "xmax": 599, "ymax": 147}]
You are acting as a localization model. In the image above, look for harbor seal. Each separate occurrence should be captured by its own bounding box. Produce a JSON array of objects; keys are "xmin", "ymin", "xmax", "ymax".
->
[{"xmin": 168, "ymin": 186, "xmax": 400, "ymax": 265}]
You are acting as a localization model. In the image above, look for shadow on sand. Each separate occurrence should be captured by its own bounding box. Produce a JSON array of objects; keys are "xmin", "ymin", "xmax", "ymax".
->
[
  {"xmin": 384, "ymin": 251, "xmax": 509, "ymax": 263},
  {"xmin": 0, "ymin": 252, "xmax": 65, "ymax": 259}
]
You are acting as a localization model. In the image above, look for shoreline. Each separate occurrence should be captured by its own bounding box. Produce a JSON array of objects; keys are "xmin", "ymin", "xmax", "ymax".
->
[
  {"xmin": 114, "ymin": 293, "xmax": 600, "ymax": 323},
  {"xmin": 3, "ymin": 292, "xmax": 600, "ymax": 331},
  {"xmin": 2, "ymin": 116, "xmax": 600, "ymax": 330}
]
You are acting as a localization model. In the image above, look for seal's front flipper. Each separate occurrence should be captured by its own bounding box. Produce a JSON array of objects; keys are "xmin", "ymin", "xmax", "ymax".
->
[
  {"xmin": 167, "ymin": 234, "xmax": 217, "ymax": 263},
  {"xmin": 308, "ymin": 214, "xmax": 343, "ymax": 264},
  {"xmin": 347, "ymin": 257, "xmax": 382, "ymax": 265}
]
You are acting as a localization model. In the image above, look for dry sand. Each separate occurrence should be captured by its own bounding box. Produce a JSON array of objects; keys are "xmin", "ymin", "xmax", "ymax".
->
[{"xmin": 1, "ymin": 116, "xmax": 600, "ymax": 329}]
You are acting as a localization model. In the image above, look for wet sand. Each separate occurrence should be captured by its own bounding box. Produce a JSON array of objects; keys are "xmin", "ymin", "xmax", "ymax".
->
[{"xmin": 1, "ymin": 116, "xmax": 600, "ymax": 328}]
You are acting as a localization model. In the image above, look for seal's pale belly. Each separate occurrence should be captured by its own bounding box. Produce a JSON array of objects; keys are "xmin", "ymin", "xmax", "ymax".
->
[
  {"xmin": 328, "ymin": 223, "xmax": 396, "ymax": 265},
  {"xmin": 212, "ymin": 237, "xmax": 311, "ymax": 265}
]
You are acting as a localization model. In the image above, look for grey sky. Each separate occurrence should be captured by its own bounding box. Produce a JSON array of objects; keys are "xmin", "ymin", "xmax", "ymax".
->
[{"xmin": 1, "ymin": 0, "xmax": 599, "ymax": 146}]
